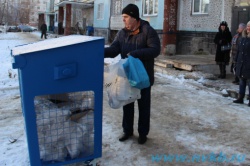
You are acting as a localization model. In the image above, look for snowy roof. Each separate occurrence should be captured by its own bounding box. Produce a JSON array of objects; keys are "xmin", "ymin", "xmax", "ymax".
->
[{"xmin": 11, "ymin": 35, "xmax": 103, "ymax": 56}]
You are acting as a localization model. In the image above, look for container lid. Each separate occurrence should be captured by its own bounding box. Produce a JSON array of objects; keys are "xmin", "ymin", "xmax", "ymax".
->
[{"xmin": 12, "ymin": 35, "xmax": 103, "ymax": 56}]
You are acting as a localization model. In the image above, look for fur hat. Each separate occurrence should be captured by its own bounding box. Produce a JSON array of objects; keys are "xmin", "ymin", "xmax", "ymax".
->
[
  {"xmin": 122, "ymin": 4, "xmax": 140, "ymax": 20},
  {"xmin": 247, "ymin": 21, "xmax": 250, "ymax": 26},
  {"xmin": 239, "ymin": 23, "xmax": 246, "ymax": 29},
  {"xmin": 220, "ymin": 21, "xmax": 228, "ymax": 27}
]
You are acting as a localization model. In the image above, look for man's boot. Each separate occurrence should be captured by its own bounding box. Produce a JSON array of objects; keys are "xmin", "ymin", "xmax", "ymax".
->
[
  {"xmin": 248, "ymin": 100, "xmax": 250, "ymax": 107},
  {"xmin": 233, "ymin": 94, "xmax": 244, "ymax": 104}
]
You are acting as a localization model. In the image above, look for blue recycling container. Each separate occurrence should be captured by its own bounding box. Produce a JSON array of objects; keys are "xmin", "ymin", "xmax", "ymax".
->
[{"xmin": 11, "ymin": 35, "xmax": 104, "ymax": 166}]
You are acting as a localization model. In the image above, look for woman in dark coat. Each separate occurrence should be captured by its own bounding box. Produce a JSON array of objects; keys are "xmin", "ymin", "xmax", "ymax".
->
[
  {"xmin": 231, "ymin": 23, "xmax": 246, "ymax": 84},
  {"xmin": 214, "ymin": 21, "xmax": 232, "ymax": 78},
  {"xmin": 233, "ymin": 21, "xmax": 250, "ymax": 106}
]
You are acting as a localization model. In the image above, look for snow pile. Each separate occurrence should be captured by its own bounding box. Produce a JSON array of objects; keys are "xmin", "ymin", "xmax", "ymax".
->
[{"xmin": 12, "ymin": 35, "xmax": 103, "ymax": 56}]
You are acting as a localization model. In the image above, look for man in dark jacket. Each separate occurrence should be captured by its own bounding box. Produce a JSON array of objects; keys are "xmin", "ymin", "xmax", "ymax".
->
[
  {"xmin": 105, "ymin": 4, "xmax": 161, "ymax": 144},
  {"xmin": 40, "ymin": 22, "xmax": 47, "ymax": 39}
]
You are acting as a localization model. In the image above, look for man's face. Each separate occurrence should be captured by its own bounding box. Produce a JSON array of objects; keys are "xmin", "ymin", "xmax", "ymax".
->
[{"xmin": 122, "ymin": 14, "xmax": 136, "ymax": 30}]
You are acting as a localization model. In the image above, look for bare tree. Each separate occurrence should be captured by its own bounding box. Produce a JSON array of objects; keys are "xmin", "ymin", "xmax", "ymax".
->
[
  {"xmin": 0, "ymin": 0, "xmax": 31, "ymax": 25},
  {"xmin": 9, "ymin": 2, "xmax": 21, "ymax": 25},
  {"xmin": 19, "ymin": 8, "xmax": 30, "ymax": 24},
  {"xmin": 0, "ymin": 0, "xmax": 7, "ymax": 25}
]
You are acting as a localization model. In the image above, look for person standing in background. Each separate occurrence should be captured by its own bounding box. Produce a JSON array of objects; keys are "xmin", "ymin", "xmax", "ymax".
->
[
  {"xmin": 233, "ymin": 21, "xmax": 250, "ymax": 106},
  {"xmin": 40, "ymin": 22, "xmax": 47, "ymax": 39},
  {"xmin": 231, "ymin": 23, "xmax": 246, "ymax": 84},
  {"xmin": 214, "ymin": 21, "xmax": 232, "ymax": 79}
]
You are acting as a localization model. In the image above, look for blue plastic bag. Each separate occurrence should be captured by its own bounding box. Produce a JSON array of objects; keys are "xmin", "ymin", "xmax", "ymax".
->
[{"xmin": 123, "ymin": 56, "xmax": 150, "ymax": 89}]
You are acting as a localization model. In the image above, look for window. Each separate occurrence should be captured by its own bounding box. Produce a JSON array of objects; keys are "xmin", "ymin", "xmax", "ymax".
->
[
  {"xmin": 192, "ymin": 0, "xmax": 209, "ymax": 14},
  {"xmin": 97, "ymin": 3, "xmax": 104, "ymax": 20},
  {"xmin": 143, "ymin": 0, "xmax": 158, "ymax": 16},
  {"xmin": 76, "ymin": 9, "xmax": 82, "ymax": 21}
]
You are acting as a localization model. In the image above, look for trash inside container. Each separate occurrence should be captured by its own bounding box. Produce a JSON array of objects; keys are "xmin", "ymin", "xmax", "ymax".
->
[{"xmin": 11, "ymin": 35, "xmax": 104, "ymax": 166}]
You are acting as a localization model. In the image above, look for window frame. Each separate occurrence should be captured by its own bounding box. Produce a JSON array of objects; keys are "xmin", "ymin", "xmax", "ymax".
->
[
  {"xmin": 143, "ymin": 0, "xmax": 158, "ymax": 16},
  {"xmin": 192, "ymin": 0, "xmax": 209, "ymax": 15},
  {"xmin": 97, "ymin": 3, "xmax": 104, "ymax": 20}
]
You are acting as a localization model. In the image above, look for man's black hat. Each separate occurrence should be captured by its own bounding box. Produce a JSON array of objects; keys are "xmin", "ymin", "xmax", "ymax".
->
[{"xmin": 122, "ymin": 4, "xmax": 140, "ymax": 20}]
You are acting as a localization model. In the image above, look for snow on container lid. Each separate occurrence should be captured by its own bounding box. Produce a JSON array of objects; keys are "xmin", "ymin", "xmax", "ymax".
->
[{"xmin": 12, "ymin": 35, "xmax": 103, "ymax": 56}]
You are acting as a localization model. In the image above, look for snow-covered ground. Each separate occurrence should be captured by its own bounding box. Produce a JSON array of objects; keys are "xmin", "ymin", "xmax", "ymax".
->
[{"xmin": 0, "ymin": 32, "xmax": 249, "ymax": 166}]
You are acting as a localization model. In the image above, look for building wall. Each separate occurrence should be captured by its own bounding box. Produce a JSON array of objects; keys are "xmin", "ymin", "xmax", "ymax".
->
[
  {"xmin": 176, "ymin": 0, "xmax": 235, "ymax": 55},
  {"xmin": 94, "ymin": 0, "xmax": 111, "ymax": 43},
  {"xmin": 72, "ymin": 6, "xmax": 93, "ymax": 27},
  {"xmin": 109, "ymin": 0, "xmax": 137, "ymax": 30},
  {"xmin": 108, "ymin": 0, "xmax": 164, "ymax": 31},
  {"xmin": 30, "ymin": 0, "xmax": 47, "ymax": 27},
  {"xmin": 94, "ymin": 0, "xmax": 164, "ymax": 44},
  {"xmin": 82, "ymin": 7, "xmax": 94, "ymax": 26},
  {"xmin": 54, "ymin": 0, "xmax": 60, "ymax": 30},
  {"xmin": 178, "ymin": 0, "xmax": 234, "ymax": 32},
  {"xmin": 94, "ymin": 0, "xmax": 111, "ymax": 28},
  {"xmin": 140, "ymin": 0, "xmax": 164, "ymax": 31}
]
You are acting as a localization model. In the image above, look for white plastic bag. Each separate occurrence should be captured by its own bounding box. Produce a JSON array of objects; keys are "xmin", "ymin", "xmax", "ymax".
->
[{"xmin": 104, "ymin": 59, "xmax": 141, "ymax": 109}]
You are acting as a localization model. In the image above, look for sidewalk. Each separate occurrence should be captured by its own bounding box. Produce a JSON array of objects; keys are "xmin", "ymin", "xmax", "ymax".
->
[
  {"xmin": 155, "ymin": 54, "xmax": 240, "ymax": 99},
  {"xmin": 156, "ymin": 54, "xmax": 216, "ymax": 73}
]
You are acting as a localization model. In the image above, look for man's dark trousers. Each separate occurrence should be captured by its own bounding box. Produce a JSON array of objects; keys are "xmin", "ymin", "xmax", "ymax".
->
[{"xmin": 122, "ymin": 86, "xmax": 151, "ymax": 136}]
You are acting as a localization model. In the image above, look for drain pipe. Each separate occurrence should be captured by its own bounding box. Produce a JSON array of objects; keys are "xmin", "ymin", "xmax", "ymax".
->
[
  {"xmin": 221, "ymin": 0, "xmax": 225, "ymax": 21},
  {"xmin": 162, "ymin": 0, "xmax": 178, "ymax": 55}
]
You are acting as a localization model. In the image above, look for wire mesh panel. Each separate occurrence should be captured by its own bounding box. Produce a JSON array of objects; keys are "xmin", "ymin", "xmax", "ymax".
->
[{"xmin": 35, "ymin": 91, "xmax": 95, "ymax": 163}]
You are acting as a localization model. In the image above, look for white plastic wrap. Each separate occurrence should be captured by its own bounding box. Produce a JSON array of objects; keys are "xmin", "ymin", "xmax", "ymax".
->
[
  {"xmin": 104, "ymin": 59, "xmax": 141, "ymax": 109},
  {"xmin": 35, "ymin": 97, "xmax": 94, "ymax": 162}
]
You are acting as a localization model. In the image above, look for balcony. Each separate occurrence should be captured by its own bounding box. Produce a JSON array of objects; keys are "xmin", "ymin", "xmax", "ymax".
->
[{"xmin": 57, "ymin": 0, "xmax": 94, "ymax": 8}]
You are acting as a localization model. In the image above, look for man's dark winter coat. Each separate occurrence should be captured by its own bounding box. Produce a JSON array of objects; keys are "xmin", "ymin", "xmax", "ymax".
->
[
  {"xmin": 41, "ymin": 23, "xmax": 47, "ymax": 33},
  {"xmin": 105, "ymin": 19, "xmax": 161, "ymax": 85}
]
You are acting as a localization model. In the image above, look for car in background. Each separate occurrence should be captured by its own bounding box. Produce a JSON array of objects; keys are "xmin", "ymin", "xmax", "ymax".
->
[
  {"xmin": 7, "ymin": 26, "xmax": 21, "ymax": 32},
  {"xmin": 18, "ymin": 25, "xmax": 37, "ymax": 32},
  {"xmin": 29, "ymin": 26, "xmax": 37, "ymax": 31}
]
